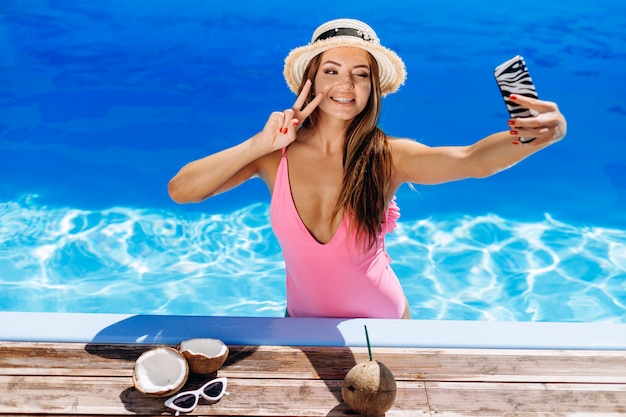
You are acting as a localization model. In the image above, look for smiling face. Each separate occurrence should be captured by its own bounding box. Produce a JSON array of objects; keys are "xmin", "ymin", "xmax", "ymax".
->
[{"xmin": 313, "ymin": 46, "xmax": 373, "ymax": 122}]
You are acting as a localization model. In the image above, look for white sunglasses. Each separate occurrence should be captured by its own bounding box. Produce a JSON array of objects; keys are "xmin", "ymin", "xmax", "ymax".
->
[{"xmin": 164, "ymin": 377, "xmax": 228, "ymax": 415}]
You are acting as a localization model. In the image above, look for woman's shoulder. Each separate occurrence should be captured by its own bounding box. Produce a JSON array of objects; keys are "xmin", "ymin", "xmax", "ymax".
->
[
  {"xmin": 386, "ymin": 135, "xmax": 436, "ymax": 190},
  {"xmin": 255, "ymin": 148, "xmax": 284, "ymax": 186},
  {"xmin": 254, "ymin": 147, "xmax": 282, "ymax": 168},
  {"xmin": 387, "ymin": 136, "xmax": 429, "ymax": 154}
]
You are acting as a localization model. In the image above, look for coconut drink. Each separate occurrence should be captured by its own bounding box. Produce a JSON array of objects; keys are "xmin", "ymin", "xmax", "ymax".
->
[
  {"xmin": 179, "ymin": 338, "xmax": 229, "ymax": 375},
  {"xmin": 341, "ymin": 326, "xmax": 397, "ymax": 417},
  {"xmin": 132, "ymin": 347, "xmax": 189, "ymax": 397}
]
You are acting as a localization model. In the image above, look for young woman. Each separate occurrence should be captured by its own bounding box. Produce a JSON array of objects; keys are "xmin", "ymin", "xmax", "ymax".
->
[{"xmin": 168, "ymin": 19, "xmax": 567, "ymax": 319}]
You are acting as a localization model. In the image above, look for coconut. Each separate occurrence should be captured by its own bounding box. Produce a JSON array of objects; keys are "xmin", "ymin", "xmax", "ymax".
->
[
  {"xmin": 179, "ymin": 338, "xmax": 229, "ymax": 375},
  {"xmin": 132, "ymin": 347, "xmax": 189, "ymax": 397},
  {"xmin": 342, "ymin": 360, "xmax": 397, "ymax": 417}
]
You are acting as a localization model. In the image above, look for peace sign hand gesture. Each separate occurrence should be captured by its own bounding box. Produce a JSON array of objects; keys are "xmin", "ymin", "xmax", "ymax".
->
[{"xmin": 258, "ymin": 79, "xmax": 324, "ymax": 152}]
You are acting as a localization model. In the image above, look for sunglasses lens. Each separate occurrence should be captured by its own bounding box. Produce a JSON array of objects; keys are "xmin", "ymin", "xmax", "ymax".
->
[
  {"xmin": 203, "ymin": 381, "xmax": 224, "ymax": 398},
  {"xmin": 172, "ymin": 393, "xmax": 197, "ymax": 409}
]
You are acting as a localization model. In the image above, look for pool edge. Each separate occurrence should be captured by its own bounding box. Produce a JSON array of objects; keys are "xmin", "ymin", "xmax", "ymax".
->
[{"xmin": 1, "ymin": 312, "xmax": 625, "ymax": 350}]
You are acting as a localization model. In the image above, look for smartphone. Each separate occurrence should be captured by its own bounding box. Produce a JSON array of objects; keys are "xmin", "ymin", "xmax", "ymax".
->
[{"xmin": 494, "ymin": 55, "xmax": 538, "ymax": 143}]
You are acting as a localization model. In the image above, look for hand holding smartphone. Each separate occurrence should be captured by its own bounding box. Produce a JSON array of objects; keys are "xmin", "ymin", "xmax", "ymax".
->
[{"xmin": 494, "ymin": 55, "xmax": 538, "ymax": 143}]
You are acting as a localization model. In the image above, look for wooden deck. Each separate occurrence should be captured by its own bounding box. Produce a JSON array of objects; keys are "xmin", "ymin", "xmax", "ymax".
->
[{"xmin": 1, "ymin": 341, "xmax": 625, "ymax": 416}]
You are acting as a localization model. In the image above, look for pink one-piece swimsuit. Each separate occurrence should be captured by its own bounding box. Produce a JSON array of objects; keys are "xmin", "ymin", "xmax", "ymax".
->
[{"xmin": 270, "ymin": 148, "xmax": 406, "ymax": 318}]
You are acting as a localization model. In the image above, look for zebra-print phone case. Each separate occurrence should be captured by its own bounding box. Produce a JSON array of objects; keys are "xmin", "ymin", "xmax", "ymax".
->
[{"xmin": 494, "ymin": 55, "xmax": 538, "ymax": 143}]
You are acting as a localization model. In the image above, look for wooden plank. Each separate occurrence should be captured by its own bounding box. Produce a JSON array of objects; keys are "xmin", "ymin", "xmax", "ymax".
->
[
  {"xmin": 390, "ymin": 348, "xmax": 626, "ymax": 383},
  {"xmin": 2, "ymin": 342, "xmax": 626, "ymax": 416},
  {"xmin": 425, "ymin": 381, "xmax": 626, "ymax": 416},
  {"xmin": 257, "ymin": 346, "xmax": 626, "ymax": 383},
  {"xmin": 4, "ymin": 342, "xmax": 625, "ymax": 384},
  {"xmin": 0, "ymin": 375, "xmax": 428, "ymax": 416},
  {"xmin": 0, "ymin": 342, "xmax": 152, "ymax": 377}
]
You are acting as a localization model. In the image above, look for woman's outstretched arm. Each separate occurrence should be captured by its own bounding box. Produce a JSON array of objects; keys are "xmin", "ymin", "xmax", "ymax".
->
[{"xmin": 391, "ymin": 95, "xmax": 567, "ymax": 186}]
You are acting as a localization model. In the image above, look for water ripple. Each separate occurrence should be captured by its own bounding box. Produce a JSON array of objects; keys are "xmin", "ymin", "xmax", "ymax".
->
[{"xmin": 1, "ymin": 197, "xmax": 625, "ymax": 322}]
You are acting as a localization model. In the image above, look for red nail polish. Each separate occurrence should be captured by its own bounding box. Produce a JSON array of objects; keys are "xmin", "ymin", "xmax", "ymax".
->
[
  {"xmin": 510, "ymin": 94, "xmax": 518, "ymax": 100},
  {"xmin": 512, "ymin": 140, "xmax": 520, "ymax": 145},
  {"xmin": 508, "ymin": 120, "xmax": 516, "ymax": 126},
  {"xmin": 510, "ymin": 130, "xmax": 518, "ymax": 135}
]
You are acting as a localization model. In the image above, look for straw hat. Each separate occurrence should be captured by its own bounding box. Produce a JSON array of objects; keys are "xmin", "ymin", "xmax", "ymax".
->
[{"xmin": 283, "ymin": 18, "xmax": 407, "ymax": 96}]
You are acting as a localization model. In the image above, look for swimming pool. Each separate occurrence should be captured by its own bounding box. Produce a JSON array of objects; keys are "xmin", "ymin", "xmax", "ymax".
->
[{"xmin": 1, "ymin": 0, "xmax": 625, "ymax": 327}]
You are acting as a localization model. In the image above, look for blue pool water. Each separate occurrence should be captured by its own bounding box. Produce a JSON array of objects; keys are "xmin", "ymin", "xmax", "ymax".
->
[{"xmin": 1, "ymin": 0, "xmax": 625, "ymax": 322}]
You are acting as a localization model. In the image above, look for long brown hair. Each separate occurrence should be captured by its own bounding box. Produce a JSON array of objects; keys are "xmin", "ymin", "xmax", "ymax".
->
[{"xmin": 297, "ymin": 51, "xmax": 392, "ymax": 249}]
